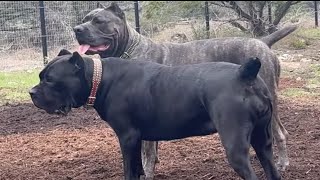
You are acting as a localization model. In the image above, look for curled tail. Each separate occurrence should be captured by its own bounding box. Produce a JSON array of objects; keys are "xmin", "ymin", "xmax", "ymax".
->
[{"xmin": 260, "ymin": 24, "xmax": 298, "ymax": 47}]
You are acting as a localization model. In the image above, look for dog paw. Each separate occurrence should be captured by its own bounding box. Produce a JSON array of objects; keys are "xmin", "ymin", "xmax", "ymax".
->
[
  {"xmin": 140, "ymin": 175, "xmax": 153, "ymax": 180},
  {"xmin": 155, "ymin": 156, "xmax": 160, "ymax": 163},
  {"xmin": 276, "ymin": 158, "xmax": 289, "ymax": 171}
]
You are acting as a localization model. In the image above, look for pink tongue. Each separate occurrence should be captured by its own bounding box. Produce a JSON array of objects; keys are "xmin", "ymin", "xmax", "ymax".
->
[
  {"xmin": 89, "ymin": 44, "xmax": 110, "ymax": 51},
  {"xmin": 78, "ymin": 45, "xmax": 90, "ymax": 55},
  {"xmin": 77, "ymin": 44, "xmax": 110, "ymax": 54}
]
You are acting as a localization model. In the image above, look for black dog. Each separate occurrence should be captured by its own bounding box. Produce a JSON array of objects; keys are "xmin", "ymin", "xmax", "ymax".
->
[{"xmin": 30, "ymin": 49, "xmax": 280, "ymax": 180}]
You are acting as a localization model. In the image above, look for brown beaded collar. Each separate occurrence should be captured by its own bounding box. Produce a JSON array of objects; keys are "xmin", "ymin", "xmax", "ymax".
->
[{"xmin": 86, "ymin": 58, "xmax": 102, "ymax": 106}]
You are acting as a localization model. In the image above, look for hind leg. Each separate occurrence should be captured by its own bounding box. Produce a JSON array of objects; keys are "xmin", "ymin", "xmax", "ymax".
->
[
  {"xmin": 210, "ymin": 100, "xmax": 260, "ymax": 179},
  {"xmin": 252, "ymin": 121, "xmax": 281, "ymax": 180},
  {"xmin": 272, "ymin": 94, "xmax": 289, "ymax": 171},
  {"xmin": 273, "ymin": 116, "xmax": 289, "ymax": 171},
  {"xmin": 218, "ymin": 122, "xmax": 258, "ymax": 180},
  {"xmin": 219, "ymin": 130, "xmax": 258, "ymax": 179}
]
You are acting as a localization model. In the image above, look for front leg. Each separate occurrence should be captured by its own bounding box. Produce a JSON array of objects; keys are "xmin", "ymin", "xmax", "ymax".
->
[{"xmin": 118, "ymin": 129, "xmax": 143, "ymax": 180}]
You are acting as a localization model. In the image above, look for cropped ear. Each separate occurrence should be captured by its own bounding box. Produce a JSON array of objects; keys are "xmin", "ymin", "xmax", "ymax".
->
[
  {"xmin": 97, "ymin": 2, "xmax": 106, "ymax": 8},
  {"xmin": 105, "ymin": 2, "xmax": 125, "ymax": 19},
  {"xmin": 57, "ymin": 49, "xmax": 72, "ymax": 56},
  {"xmin": 69, "ymin": 52, "xmax": 84, "ymax": 70},
  {"xmin": 238, "ymin": 57, "xmax": 261, "ymax": 82}
]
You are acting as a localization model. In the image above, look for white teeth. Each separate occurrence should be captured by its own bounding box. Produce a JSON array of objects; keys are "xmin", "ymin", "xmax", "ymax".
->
[
  {"xmin": 54, "ymin": 106, "xmax": 69, "ymax": 115},
  {"xmin": 54, "ymin": 109, "xmax": 64, "ymax": 115},
  {"xmin": 60, "ymin": 109, "xmax": 67, "ymax": 115}
]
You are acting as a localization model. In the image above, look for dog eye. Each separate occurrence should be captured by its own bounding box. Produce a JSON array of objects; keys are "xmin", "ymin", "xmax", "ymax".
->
[
  {"xmin": 93, "ymin": 17, "xmax": 104, "ymax": 24},
  {"xmin": 45, "ymin": 75, "xmax": 55, "ymax": 83}
]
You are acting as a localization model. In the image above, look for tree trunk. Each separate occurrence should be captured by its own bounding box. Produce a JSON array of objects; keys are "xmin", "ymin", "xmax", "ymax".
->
[
  {"xmin": 208, "ymin": 1, "xmax": 300, "ymax": 37},
  {"xmin": 251, "ymin": 20, "xmax": 267, "ymax": 37}
]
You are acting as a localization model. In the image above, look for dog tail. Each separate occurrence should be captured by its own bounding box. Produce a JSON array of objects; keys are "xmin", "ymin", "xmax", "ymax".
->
[
  {"xmin": 238, "ymin": 57, "xmax": 261, "ymax": 82},
  {"xmin": 260, "ymin": 24, "xmax": 298, "ymax": 48}
]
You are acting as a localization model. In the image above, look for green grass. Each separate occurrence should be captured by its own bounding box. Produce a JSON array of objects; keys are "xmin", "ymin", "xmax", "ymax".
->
[
  {"xmin": 295, "ymin": 28, "xmax": 320, "ymax": 39},
  {"xmin": 310, "ymin": 64, "xmax": 320, "ymax": 76},
  {"xmin": 306, "ymin": 64, "xmax": 320, "ymax": 89},
  {"xmin": 289, "ymin": 37, "xmax": 308, "ymax": 49},
  {"xmin": 280, "ymin": 63, "xmax": 320, "ymax": 99},
  {"xmin": 280, "ymin": 88, "xmax": 319, "ymax": 98},
  {"xmin": 287, "ymin": 28, "xmax": 320, "ymax": 49},
  {"xmin": 306, "ymin": 67, "xmax": 320, "ymax": 89},
  {"xmin": 0, "ymin": 69, "xmax": 40, "ymax": 104},
  {"xmin": 306, "ymin": 78, "xmax": 320, "ymax": 89}
]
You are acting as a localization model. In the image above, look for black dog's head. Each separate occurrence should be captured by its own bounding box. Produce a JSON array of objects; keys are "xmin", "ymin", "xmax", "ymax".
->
[
  {"xmin": 29, "ymin": 50, "xmax": 91, "ymax": 115},
  {"xmin": 73, "ymin": 2, "xmax": 128, "ymax": 58}
]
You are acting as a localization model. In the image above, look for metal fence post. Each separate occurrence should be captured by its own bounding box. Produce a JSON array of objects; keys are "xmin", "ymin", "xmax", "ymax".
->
[
  {"xmin": 268, "ymin": 2, "xmax": 272, "ymax": 24},
  {"xmin": 39, "ymin": 1, "xmax": 48, "ymax": 65},
  {"xmin": 205, "ymin": 1, "xmax": 210, "ymax": 39},
  {"xmin": 134, "ymin": 1, "xmax": 140, "ymax": 34},
  {"xmin": 315, "ymin": 1, "xmax": 319, "ymax": 27}
]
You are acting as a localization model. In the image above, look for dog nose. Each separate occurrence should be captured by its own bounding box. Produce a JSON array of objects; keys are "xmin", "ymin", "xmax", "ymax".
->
[
  {"xmin": 73, "ymin": 25, "xmax": 84, "ymax": 34},
  {"xmin": 29, "ymin": 88, "xmax": 37, "ymax": 96}
]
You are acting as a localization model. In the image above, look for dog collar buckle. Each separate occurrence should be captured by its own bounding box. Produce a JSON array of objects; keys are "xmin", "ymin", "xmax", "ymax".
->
[
  {"xmin": 120, "ymin": 52, "xmax": 130, "ymax": 59},
  {"xmin": 120, "ymin": 32, "xmax": 140, "ymax": 59},
  {"xmin": 87, "ymin": 96, "xmax": 96, "ymax": 106}
]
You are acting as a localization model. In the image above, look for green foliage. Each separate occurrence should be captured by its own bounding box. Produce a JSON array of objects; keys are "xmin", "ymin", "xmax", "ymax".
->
[
  {"xmin": 143, "ymin": 1, "xmax": 167, "ymax": 20},
  {"xmin": 141, "ymin": 1, "xmax": 205, "ymax": 37},
  {"xmin": 281, "ymin": 88, "xmax": 316, "ymax": 98},
  {"xmin": 289, "ymin": 37, "xmax": 308, "ymax": 49},
  {"xmin": 190, "ymin": 23, "xmax": 208, "ymax": 40},
  {"xmin": 142, "ymin": 1, "xmax": 203, "ymax": 24},
  {"xmin": 288, "ymin": 28, "xmax": 320, "ymax": 49},
  {"xmin": 296, "ymin": 28, "xmax": 320, "ymax": 40},
  {"xmin": 178, "ymin": 1, "xmax": 204, "ymax": 18}
]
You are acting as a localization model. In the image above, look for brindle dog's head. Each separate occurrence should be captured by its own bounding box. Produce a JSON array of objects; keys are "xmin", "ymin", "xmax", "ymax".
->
[
  {"xmin": 29, "ymin": 49, "xmax": 91, "ymax": 115},
  {"xmin": 73, "ymin": 3, "xmax": 128, "ymax": 58}
]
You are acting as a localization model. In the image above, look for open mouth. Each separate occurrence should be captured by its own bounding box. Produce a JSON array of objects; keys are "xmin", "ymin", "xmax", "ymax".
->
[{"xmin": 78, "ymin": 44, "xmax": 110, "ymax": 55}]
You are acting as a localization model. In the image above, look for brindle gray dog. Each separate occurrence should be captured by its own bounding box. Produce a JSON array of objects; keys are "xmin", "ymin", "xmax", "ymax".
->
[{"xmin": 73, "ymin": 2, "xmax": 297, "ymax": 179}]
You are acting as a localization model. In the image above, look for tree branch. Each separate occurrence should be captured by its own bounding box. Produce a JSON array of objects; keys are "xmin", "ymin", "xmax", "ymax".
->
[
  {"xmin": 273, "ymin": 1, "xmax": 301, "ymax": 25},
  {"xmin": 209, "ymin": 1, "xmax": 233, "ymax": 9},
  {"xmin": 291, "ymin": 1, "xmax": 301, "ymax": 5},
  {"xmin": 248, "ymin": 1, "xmax": 255, "ymax": 18},
  {"xmin": 228, "ymin": 20, "xmax": 249, "ymax": 32},
  {"xmin": 257, "ymin": 1, "xmax": 267, "ymax": 18},
  {"xmin": 228, "ymin": 1, "xmax": 252, "ymax": 20},
  {"xmin": 208, "ymin": 1, "xmax": 300, "ymax": 36},
  {"xmin": 211, "ymin": 18, "xmax": 247, "ymax": 22}
]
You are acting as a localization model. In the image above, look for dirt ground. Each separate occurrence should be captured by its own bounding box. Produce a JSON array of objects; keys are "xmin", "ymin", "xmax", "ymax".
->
[{"xmin": 0, "ymin": 76, "xmax": 320, "ymax": 180}]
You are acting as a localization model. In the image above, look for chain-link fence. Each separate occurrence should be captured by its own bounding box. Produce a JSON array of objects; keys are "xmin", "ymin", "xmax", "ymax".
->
[
  {"xmin": 0, "ymin": 1, "xmax": 317, "ymax": 72},
  {"xmin": 0, "ymin": 1, "xmax": 136, "ymax": 72}
]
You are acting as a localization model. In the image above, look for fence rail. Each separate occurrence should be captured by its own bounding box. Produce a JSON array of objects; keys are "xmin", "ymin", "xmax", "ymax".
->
[{"xmin": 0, "ymin": 1, "xmax": 318, "ymax": 72}]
